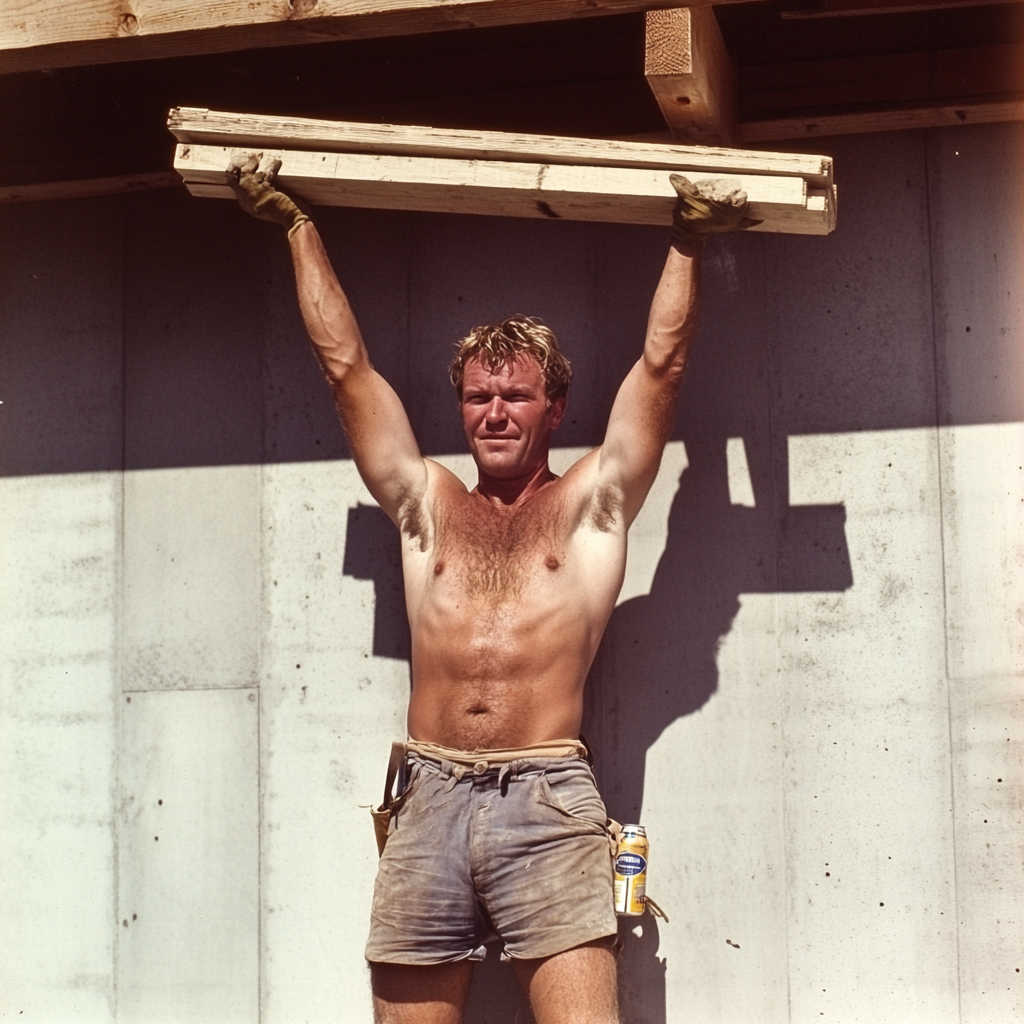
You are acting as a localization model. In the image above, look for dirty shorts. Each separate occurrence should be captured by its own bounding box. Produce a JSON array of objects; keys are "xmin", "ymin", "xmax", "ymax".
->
[{"xmin": 365, "ymin": 753, "xmax": 618, "ymax": 964}]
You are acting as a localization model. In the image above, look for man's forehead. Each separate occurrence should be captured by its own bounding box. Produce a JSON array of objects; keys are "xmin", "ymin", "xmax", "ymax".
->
[{"xmin": 462, "ymin": 353, "xmax": 544, "ymax": 386}]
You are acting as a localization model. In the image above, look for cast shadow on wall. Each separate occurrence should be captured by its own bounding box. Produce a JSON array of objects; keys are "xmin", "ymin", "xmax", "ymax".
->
[{"xmin": 342, "ymin": 432, "xmax": 851, "ymax": 1024}]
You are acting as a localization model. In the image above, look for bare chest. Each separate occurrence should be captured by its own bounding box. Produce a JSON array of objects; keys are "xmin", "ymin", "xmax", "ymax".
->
[{"xmin": 430, "ymin": 493, "xmax": 572, "ymax": 601}]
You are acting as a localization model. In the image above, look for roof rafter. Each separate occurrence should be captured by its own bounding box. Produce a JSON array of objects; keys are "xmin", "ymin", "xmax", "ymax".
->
[{"xmin": 0, "ymin": 0, "xmax": 752, "ymax": 74}]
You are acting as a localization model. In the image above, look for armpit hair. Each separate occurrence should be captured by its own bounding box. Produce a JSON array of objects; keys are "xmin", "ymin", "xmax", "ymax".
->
[
  {"xmin": 589, "ymin": 484, "xmax": 622, "ymax": 533},
  {"xmin": 397, "ymin": 490, "xmax": 429, "ymax": 551}
]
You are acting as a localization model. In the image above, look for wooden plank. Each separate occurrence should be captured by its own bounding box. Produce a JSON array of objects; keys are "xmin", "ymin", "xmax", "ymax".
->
[
  {"xmin": 739, "ymin": 99, "xmax": 1024, "ymax": 142},
  {"xmin": 779, "ymin": 0, "xmax": 1024, "ymax": 18},
  {"xmin": 644, "ymin": 8, "xmax": 738, "ymax": 146},
  {"xmin": 0, "ymin": 0, "xmax": 749, "ymax": 75},
  {"xmin": 174, "ymin": 142, "xmax": 836, "ymax": 234},
  {"xmin": 736, "ymin": 41, "xmax": 1024, "ymax": 140},
  {"xmin": 0, "ymin": 171, "xmax": 180, "ymax": 206},
  {"xmin": 168, "ymin": 107, "xmax": 834, "ymax": 189},
  {"xmin": 740, "ymin": 43, "xmax": 1024, "ymax": 118}
]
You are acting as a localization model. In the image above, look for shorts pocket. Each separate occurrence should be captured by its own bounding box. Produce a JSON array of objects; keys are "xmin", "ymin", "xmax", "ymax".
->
[{"xmin": 539, "ymin": 765, "xmax": 608, "ymax": 828}]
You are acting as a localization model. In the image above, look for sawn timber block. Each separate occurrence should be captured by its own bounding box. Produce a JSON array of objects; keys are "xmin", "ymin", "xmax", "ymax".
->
[{"xmin": 170, "ymin": 110, "xmax": 836, "ymax": 235}]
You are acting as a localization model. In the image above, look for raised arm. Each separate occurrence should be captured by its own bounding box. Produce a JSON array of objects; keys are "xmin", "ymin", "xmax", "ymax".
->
[
  {"xmin": 598, "ymin": 175, "xmax": 757, "ymax": 526},
  {"xmin": 229, "ymin": 154, "xmax": 426, "ymax": 526}
]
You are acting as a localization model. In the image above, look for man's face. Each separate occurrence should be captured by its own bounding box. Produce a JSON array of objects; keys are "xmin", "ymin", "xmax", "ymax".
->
[{"xmin": 460, "ymin": 355, "xmax": 566, "ymax": 480}]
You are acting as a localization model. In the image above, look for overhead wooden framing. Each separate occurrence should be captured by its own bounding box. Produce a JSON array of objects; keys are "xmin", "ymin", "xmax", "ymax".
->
[
  {"xmin": 169, "ymin": 107, "xmax": 837, "ymax": 235},
  {"xmin": 736, "ymin": 38, "xmax": 1024, "ymax": 141},
  {"xmin": 645, "ymin": 5, "xmax": 1024, "ymax": 143},
  {"xmin": 0, "ymin": 0, "xmax": 748, "ymax": 75},
  {"xmin": 644, "ymin": 8, "xmax": 738, "ymax": 147}
]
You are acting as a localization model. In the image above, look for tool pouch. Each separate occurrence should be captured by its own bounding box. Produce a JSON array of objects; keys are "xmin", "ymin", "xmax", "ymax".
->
[{"xmin": 371, "ymin": 741, "xmax": 409, "ymax": 857}]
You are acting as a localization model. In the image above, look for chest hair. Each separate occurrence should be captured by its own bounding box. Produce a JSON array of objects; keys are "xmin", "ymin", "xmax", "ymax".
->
[{"xmin": 433, "ymin": 493, "xmax": 568, "ymax": 601}]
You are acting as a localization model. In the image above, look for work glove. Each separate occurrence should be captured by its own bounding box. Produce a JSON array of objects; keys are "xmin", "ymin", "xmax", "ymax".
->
[
  {"xmin": 228, "ymin": 151, "xmax": 311, "ymax": 239},
  {"xmin": 669, "ymin": 173, "xmax": 762, "ymax": 253}
]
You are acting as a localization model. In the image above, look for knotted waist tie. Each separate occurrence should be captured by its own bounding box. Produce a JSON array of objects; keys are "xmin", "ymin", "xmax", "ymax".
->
[{"xmin": 406, "ymin": 737, "xmax": 587, "ymax": 788}]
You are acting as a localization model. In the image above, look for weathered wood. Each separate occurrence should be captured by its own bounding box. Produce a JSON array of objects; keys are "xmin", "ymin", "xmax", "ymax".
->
[
  {"xmin": 740, "ymin": 43, "xmax": 1024, "ymax": 118},
  {"xmin": 739, "ymin": 99, "xmax": 1024, "ymax": 142},
  {"xmin": 0, "ymin": 171, "xmax": 180, "ymax": 205},
  {"xmin": 174, "ymin": 143, "xmax": 836, "ymax": 234},
  {"xmin": 0, "ymin": 0, "xmax": 749, "ymax": 75},
  {"xmin": 779, "ymin": 0, "xmax": 1024, "ymax": 18},
  {"xmin": 168, "ymin": 107, "xmax": 834, "ymax": 189},
  {"xmin": 644, "ymin": 8, "xmax": 737, "ymax": 146},
  {"xmin": 737, "ymin": 38, "xmax": 1024, "ymax": 140}
]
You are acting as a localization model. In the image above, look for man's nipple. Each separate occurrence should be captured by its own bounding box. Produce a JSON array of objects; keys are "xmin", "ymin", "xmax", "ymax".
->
[
  {"xmin": 545, "ymin": 555, "xmax": 560, "ymax": 571},
  {"xmin": 433, "ymin": 561, "xmax": 445, "ymax": 576}
]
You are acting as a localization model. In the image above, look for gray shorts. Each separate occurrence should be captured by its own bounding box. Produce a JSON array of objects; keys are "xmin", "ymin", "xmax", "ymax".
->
[{"xmin": 365, "ymin": 753, "xmax": 618, "ymax": 964}]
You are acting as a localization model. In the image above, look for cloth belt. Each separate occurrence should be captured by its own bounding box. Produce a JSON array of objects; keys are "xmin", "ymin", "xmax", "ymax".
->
[
  {"xmin": 372, "ymin": 738, "xmax": 587, "ymax": 856},
  {"xmin": 406, "ymin": 738, "xmax": 587, "ymax": 774}
]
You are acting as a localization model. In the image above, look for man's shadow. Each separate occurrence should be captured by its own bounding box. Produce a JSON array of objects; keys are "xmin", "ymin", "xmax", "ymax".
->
[{"xmin": 343, "ymin": 427, "xmax": 850, "ymax": 1023}]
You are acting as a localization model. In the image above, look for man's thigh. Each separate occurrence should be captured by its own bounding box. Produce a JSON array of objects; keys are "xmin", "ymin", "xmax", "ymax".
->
[
  {"xmin": 370, "ymin": 961, "xmax": 474, "ymax": 1024},
  {"xmin": 513, "ymin": 939, "xmax": 619, "ymax": 1024}
]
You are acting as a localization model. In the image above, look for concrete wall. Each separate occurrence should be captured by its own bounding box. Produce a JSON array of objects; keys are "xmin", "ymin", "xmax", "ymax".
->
[{"xmin": 1, "ymin": 122, "xmax": 1021, "ymax": 1024}]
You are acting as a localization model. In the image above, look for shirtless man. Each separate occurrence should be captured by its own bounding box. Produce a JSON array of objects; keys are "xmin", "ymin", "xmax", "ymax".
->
[{"xmin": 230, "ymin": 156, "xmax": 752, "ymax": 1024}]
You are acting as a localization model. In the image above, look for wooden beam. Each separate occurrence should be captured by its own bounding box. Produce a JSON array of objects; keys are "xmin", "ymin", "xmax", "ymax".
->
[
  {"xmin": 173, "ymin": 142, "xmax": 836, "ymax": 235},
  {"xmin": 168, "ymin": 108, "xmax": 834, "ymax": 189},
  {"xmin": 644, "ymin": 8, "xmax": 737, "ymax": 146},
  {"xmin": 0, "ymin": 171, "xmax": 180, "ymax": 205},
  {"xmin": 739, "ymin": 98, "xmax": 1024, "ymax": 142},
  {"xmin": 736, "ymin": 40, "xmax": 1024, "ymax": 140},
  {"xmin": 779, "ymin": 0, "xmax": 1024, "ymax": 19},
  {"xmin": 0, "ymin": 0, "xmax": 751, "ymax": 75}
]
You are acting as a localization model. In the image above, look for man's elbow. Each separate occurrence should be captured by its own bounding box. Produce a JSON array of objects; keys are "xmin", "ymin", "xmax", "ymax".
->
[{"xmin": 643, "ymin": 345, "xmax": 690, "ymax": 385}]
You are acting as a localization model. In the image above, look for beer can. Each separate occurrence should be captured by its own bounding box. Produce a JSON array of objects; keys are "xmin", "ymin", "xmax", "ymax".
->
[{"xmin": 613, "ymin": 824, "xmax": 649, "ymax": 916}]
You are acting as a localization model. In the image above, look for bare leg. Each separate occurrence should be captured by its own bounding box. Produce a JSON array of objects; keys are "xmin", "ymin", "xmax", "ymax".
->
[
  {"xmin": 370, "ymin": 961, "xmax": 474, "ymax": 1024},
  {"xmin": 513, "ymin": 939, "xmax": 619, "ymax": 1024}
]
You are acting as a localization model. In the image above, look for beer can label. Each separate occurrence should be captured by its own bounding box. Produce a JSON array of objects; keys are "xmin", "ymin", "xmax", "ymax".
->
[
  {"xmin": 614, "ymin": 825, "xmax": 649, "ymax": 916},
  {"xmin": 614, "ymin": 852, "xmax": 646, "ymax": 876}
]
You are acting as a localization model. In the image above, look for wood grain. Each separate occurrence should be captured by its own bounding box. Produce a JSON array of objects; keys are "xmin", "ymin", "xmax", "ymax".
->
[
  {"xmin": 644, "ymin": 8, "xmax": 738, "ymax": 146},
  {"xmin": 168, "ymin": 107, "xmax": 834, "ymax": 188},
  {"xmin": 739, "ymin": 99, "xmax": 1024, "ymax": 142},
  {"xmin": 0, "ymin": 171, "xmax": 181, "ymax": 205},
  {"xmin": 174, "ymin": 142, "xmax": 836, "ymax": 234},
  {"xmin": 0, "ymin": 0, "xmax": 746, "ymax": 74}
]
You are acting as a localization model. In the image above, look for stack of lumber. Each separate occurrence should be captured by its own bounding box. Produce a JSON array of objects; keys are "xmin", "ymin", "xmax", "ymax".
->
[{"xmin": 169, "ymin": 108, "xmax": 836, "ymax": 235}]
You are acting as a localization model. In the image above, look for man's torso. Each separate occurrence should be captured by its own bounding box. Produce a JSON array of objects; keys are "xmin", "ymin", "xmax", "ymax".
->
[{"xmin": 400, "ymin": 451, "xmax": 628, "ymax": 748}]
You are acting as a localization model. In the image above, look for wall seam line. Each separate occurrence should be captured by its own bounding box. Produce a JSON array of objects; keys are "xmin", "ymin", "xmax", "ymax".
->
[
  {"xmin": 113, "ymin": 190, "xmax": 128, "ymax": 1024},
  {"xmin": 922, "ymin": 126, "xmax": 964, "ymax": 1024},
  {"xmin": 762, "ymin": 229, "xmax": 793, "ymax": 1024}
]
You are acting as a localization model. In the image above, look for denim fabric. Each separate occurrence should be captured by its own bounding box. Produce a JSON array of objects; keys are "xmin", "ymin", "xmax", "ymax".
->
[{"xmin": 365, "ymin": 754, "xmax": 617, "ymax": 964}]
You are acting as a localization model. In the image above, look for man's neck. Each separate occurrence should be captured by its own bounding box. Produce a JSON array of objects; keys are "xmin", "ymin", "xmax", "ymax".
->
[{"xmin": 474, "ymin": 460, "xmax": 557, "ymax": 509}]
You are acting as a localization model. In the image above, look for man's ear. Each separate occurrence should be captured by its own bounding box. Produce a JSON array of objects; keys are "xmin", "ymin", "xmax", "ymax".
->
[{"xmin": 548, "ymin": 396, "xmax": 567, "ymax": 430}]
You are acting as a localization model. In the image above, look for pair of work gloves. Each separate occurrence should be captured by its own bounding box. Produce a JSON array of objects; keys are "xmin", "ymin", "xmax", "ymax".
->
[{"xmin": 228, "ymin": 152, "xmax": 759, "ymax": 251}]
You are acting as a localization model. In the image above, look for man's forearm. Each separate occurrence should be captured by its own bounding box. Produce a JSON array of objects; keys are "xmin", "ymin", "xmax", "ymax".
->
[
  {"xmin": 643, "ymin": 243, "xmax": 701, "ymax": 381},
  {"xmin": 289, "ymin": 221, "xmax": 369, "ymax": 384}
]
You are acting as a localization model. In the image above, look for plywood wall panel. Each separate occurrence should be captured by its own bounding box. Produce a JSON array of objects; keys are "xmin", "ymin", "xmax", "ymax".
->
[
  {"xmin": 122, "ymin": 465, "xmax": 262, "ymax": 689},
  {"xmin": 0, "ymin": 475, "xmax": 121, "ymax": 1024},
  {"xmin": 781, "ymin": 431, "xmax": 958, "ymax": 1024},
  {"xmin": 118, "ymin": 688, "xmax": 259, "ymax": 1023},
  {"xmin": 258, "ymin": 461, "xmax": 405, "ymax": 1023},
  {"xmin": 928, "ymin": 122, "xmax": 1024, "ymax": 1023},
  {"xmin": 0, "ymin": 200, "xmax": 122, "ymax": 1022},
  {"xmin": 765, "ymin": 130, "xmax": 960, "ymax": 1022},
  {"xmin": 121, "ymin": 193, "xmax": 264, "ymax": 690}
]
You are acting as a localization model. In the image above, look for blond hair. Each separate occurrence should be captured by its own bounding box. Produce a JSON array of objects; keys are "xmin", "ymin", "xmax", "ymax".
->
[{"xmin": 449, "ymin": 315, "xmax": 572, "ymax": 402}]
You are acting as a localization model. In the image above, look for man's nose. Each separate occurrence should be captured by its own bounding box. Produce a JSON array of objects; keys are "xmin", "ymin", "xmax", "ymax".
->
[{"xmin": 484, "ymin": 398, "xmax": 507, "ymax": 424}]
